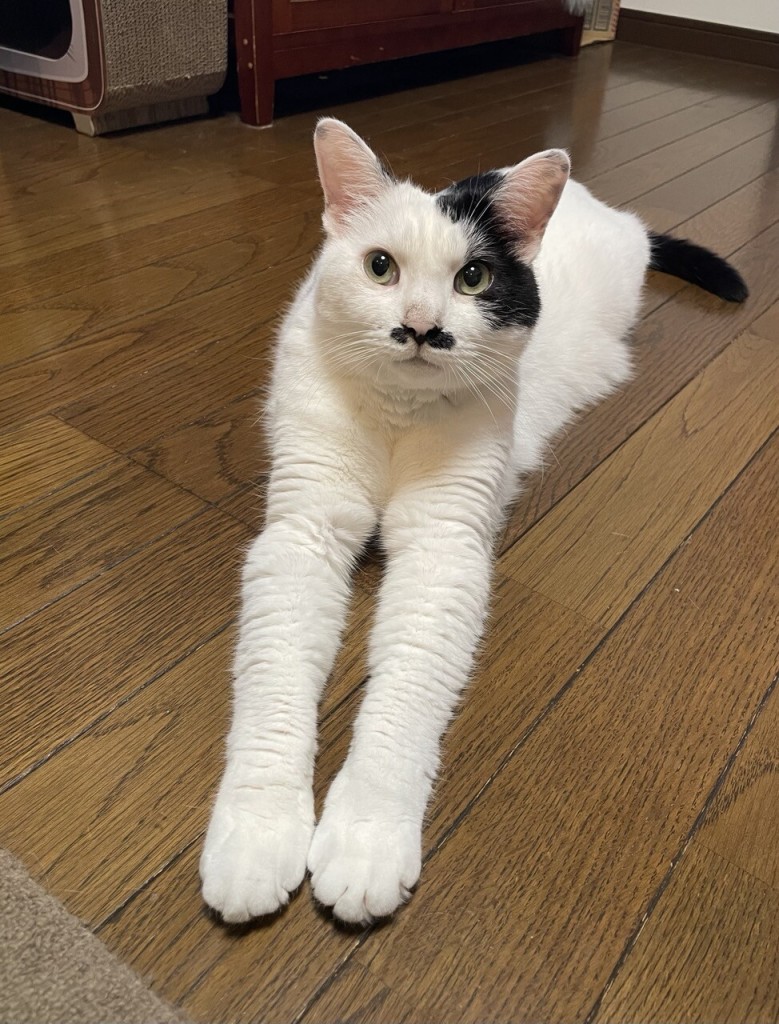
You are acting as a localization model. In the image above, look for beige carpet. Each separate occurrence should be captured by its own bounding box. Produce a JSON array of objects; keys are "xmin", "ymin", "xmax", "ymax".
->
[{"xmin": 0, "ymin": 848, "xmax": 187, "ymax": 1024}]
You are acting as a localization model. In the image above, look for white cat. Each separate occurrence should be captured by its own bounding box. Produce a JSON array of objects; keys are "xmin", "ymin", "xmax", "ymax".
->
[{"xmin": 200, "ymin": 118, "xmax": 746, "ymax": 925}]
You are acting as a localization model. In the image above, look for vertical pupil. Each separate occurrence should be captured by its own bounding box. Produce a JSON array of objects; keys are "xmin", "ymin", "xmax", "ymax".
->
[
  {"xmin": 372, "ymin": 254, "xmax": 389, "ymax": 276},
  {"xmin": 464, "ymin": 263, "xmax": 482, "ymax": 287}
]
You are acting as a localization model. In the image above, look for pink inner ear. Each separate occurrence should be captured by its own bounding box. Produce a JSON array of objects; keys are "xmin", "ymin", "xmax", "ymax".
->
[
  {"xmin": 314, "ymin": 121, "xmax": 387, "ymax": 231},
  {"xmin": 497, "ymin": 151, "xmax": 570, "ymax": 262}
]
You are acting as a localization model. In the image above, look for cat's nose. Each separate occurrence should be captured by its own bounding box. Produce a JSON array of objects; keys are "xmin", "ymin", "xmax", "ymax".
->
[{"xmin": 403, "ymin": 317, "xmax": 438, "ymax": 339}]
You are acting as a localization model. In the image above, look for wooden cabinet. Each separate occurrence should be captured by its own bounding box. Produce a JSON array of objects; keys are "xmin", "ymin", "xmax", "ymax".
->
[
  {"xmin": 275, "ymin": 0, "xmax": 451, "ymax": 34},
  {"xmin": 234, "ymin": 0, "xmax": 582, "ymax": 126}
]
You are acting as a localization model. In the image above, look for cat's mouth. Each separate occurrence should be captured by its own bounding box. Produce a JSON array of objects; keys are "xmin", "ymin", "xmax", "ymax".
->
[{"xmin": 397, "ymin": 354, "xmax": 443, "ymax": 374}]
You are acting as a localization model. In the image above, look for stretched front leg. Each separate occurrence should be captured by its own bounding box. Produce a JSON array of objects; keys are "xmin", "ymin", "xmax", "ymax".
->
[
  {"xmin": 201, "ymin": 452, "xmax": 376, "ymax": 922},
  {"xmin": 309, "ymin": 464, "xmax": 503, "ymax": 923}
]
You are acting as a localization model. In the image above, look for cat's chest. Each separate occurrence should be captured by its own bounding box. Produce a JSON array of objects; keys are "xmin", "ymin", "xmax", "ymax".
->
[{"xmin": 363, "ymin": 399, "xmax": 511, "ymax": 509}]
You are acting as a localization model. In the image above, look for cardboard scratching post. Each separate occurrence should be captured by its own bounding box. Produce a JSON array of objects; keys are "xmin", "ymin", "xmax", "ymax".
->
[{"xmin": 0, "ymin": 0, "xmax": 227, "ymax": 134}]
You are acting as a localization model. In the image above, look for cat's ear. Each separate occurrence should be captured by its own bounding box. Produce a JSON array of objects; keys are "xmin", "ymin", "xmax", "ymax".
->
[
  {"xmin": 314, "ymin": 118, "xmax": 389, "ymax": 234},
  {"xmin": 495, "ymin": 149, "xmax": 570, "ymax": 263}
]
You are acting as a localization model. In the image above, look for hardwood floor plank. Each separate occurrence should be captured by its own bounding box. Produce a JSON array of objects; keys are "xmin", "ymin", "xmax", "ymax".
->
[
  {"xmin": 0, "ymin": 563, "xmax": 376, "ymax": 920},
  {"xmin": 596, "ymin": 669, "xmax": 779, "ymax": 1023},
  {"xmin": 0, "ymin": 417, "xmax": 114, "ymax": 515},
  {"xmin": 502, "ymin": 330, "xmax": 779, "ymax": 626},
  {"xmin": 0, "ymin": 629, "xmax": 235, "ymax": 923},
  {"xmin": 572, "ymin": 92, "xmax": 762, "ymax": 181},
  {"xmin": 301, "ymin": 435, "xmax": 778, "ymax": 1024},
  {"xmin": 120, "ymin": 43, "xmax": 654, "ymax": 165},
  {"xmin": 0, "ymin": 508, "xmax": 248, "ymax": 787},
  {"xmin": 752, "ymin": 298, "xmax": 779, "ymax": 341},
  {"xmin": 0, "ymin": 149, "xmax": 277, "ymax": 269},
  {"xmin": 0, "ymin": 187, "xmax": 317, "ymax": 320},
  {"xmin": 0, "ymin": 458, "xmax": 204, "ymax": 632},
  {"xmin": 55, "ymin": 327, "xmax": 276, "ymax": 452},
  {"xmin": 585, "ymin": 100, "xmax": 778, "ymax": 205},
  {"xmin": 98, "ymin": 839, "xmax": 358, "ymax": 1024},
  {"xmin": 3, "ymin": 64, "xmax": 643, "ymax": 369},
  {"xmin": 595, "ymin": 845, "xmax": 779, "ymax": 1023},
  {"xmin": 1, "ymin": 251, "xmax": 306, "ymax": 429},
  {"xmin": 303, "ymin": 963, "xmax": 419, "ymax": 1024},
  {"xmin": 130, "ymin": 394, "xmax": 268, "ymax": 506},
  {"xmin": 256, "ymin": 46, "xmax": 774, "ymax": 195},
  {"xmin": 636, "ymin": 128, "xmax": 779, "ymax": 232},
  {"xmin": 699, "ymin": 688, "xmax": 779, "ymax": 891},
  {"xmin": 0, "ymin": 203, "xmax": 320, "ymax": 370},
  {"xmin": 215, "ymin": 482, "xmax": 265, "ymax": 531}
]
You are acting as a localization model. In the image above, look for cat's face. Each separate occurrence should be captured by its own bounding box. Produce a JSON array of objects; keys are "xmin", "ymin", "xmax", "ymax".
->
[{"xmin": 312, "ymin": 119, "xmax": 569, "ymax": 398}]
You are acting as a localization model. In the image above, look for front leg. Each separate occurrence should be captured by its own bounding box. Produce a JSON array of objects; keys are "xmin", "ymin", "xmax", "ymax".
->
[
  {"xmin": 201, "ymin": 467, "xmax": 375, "ymax": 923},
  {"xmin": 309, "ymin": 480, "xmax": 499, "ymax": 923}
]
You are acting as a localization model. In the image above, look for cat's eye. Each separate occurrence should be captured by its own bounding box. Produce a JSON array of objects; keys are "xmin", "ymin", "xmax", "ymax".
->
[
  {"xmin": 364, "ymin": 250, "xmax": 399, "ymax": 286},
  {"xmin": 454, "ymin": 261, "xmax": 492, "ymax": 296}
]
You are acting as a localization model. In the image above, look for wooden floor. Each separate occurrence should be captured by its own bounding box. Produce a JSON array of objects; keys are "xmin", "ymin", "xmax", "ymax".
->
[{"xmin": 1, "ymin": 39, "xmax": 778, "ymax": 1024}]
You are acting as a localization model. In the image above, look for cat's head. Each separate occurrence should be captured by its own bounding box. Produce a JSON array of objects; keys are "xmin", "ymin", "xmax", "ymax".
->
[{"xmin": 312, "ymin": 118, "xmax": 569, "ymax": 397}]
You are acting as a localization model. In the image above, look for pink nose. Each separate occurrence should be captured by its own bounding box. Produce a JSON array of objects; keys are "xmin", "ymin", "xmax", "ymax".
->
[{"xmin": 403, "ymin": 316, "xmax": 437, "ymax": 338}]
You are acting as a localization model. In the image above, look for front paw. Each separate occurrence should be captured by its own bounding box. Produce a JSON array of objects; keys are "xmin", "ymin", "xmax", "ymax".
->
[
  {"xmin": 200, "ymin": 785, "xmax": 314, "ymax": 923},
  {"xmin": 307, "ymin": 773, "xmax": 422, "ymax": 924}
]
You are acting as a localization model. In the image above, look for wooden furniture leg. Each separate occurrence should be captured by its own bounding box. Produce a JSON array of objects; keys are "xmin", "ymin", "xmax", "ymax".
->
[
  {"xmin": 234, "ymin": 0, "xmax": 274, "ymax": 126},
  {"xmin": 559, "ymin": 20, "xmax": 584, "ymax": 57}
]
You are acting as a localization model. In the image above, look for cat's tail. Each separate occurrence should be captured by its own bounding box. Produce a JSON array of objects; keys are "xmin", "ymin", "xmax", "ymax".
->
[{"xmin": 648, "ymin": 232, "xmax": 748, "ymax": 303}]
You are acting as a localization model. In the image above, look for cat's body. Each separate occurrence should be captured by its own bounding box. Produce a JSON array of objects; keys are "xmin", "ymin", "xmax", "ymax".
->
[{"xmin": 200, "ymin": 120, "xmax": 746, "ymax": 925}]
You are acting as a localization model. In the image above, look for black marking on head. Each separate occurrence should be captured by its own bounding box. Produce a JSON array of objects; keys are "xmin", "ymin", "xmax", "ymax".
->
[
  {"xmin": 390, "ymin": 326, "xmax": 408, "ymax": 344},
  {"xmin": 437, "ymin": 171, "xmax": 540, "ymax": 330}
]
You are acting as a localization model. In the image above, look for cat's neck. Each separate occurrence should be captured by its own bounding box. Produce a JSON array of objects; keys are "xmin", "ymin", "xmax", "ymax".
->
[{"xmin": 355, "ymin": 377, "xmax": 456, "ymax": 429}]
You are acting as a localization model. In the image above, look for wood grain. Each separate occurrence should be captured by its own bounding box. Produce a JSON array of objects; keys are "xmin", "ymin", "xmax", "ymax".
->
[
  {"xmin": 0, "ymin": 205, "xmax": 321, "ymax": 370},
  {"xmin": 636, "ymin": 166, "xmax": 779, "ymax": 317},
  {"xmin": 0, "ymin": 157, "xmax": 276, "ymax": 270},
  {"xmin": 503, "ymin": 330, "xmax": 779, "ymax": 626},
  {"xmin": 0, "ymin": 629, "xmax": 235, "ymax": 924},
  {"xmin": 596, "ymin": 844, "xmax": 779, "ymax": 1023},
  {"xmin": 130, "ymin": 394, "xmax": 269, "ymax": 506},
  {"xmin": 0, "ymin": 508, "xmax": 248, "ymax": 788},
  {"xmin": 303, "ymin": 434, "xmax": 779, "ymax": 1024},
  {"xmin": 636, "ymin": 126, "xmax": 779, "ymax": 232},
  {"xmin": 752, "ymin": 298, "xmax": 779, "ymax": 341},
  {"xmin": 0, "ymin": 458, "xmax": 203, "ymax": 632},
  {"xmin": 0, "ymin": 187, "xmax": 317, "ymax": 323},
  {"xmin": 1, "ymin": 252, "xmax": 306, "ymax": 431},
  {"xmin": 0, "ymin": 417, "xmax": 114, "ymax": 515},
  {"xmin": 699, "ymin": 688, "xmax": 779, "ymax": 892},
  {"xmin": 585, "ymin": 100, "xmax": 778, "ymax": 205}
]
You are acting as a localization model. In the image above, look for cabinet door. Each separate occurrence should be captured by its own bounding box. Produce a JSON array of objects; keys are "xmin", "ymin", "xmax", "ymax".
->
[{"xmin": 275, "ymin": 0, "xmax": 452, "ymax": 34}]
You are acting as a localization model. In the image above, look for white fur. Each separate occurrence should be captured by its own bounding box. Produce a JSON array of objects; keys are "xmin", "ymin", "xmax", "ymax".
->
[{"xmin": 201, "ymin": 125, "xmax": 649, "ymax": 925}]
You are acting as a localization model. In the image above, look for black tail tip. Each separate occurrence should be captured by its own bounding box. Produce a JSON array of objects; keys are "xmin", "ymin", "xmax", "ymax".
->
[
  {"xmin": 718, "ymin": 268, "xmax": 749, "ymax": 304},
  {"xmin": 649, "ymin": 232, "xmax": 749, "ymax": 304}
]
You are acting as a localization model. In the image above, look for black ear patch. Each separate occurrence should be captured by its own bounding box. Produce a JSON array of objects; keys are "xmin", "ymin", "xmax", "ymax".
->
[{"xmin": 437, "ymin": 171, "xmax": 541, "ymax": 330}]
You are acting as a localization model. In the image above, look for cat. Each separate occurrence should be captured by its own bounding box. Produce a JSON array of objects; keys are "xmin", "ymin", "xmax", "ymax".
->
[{"xmin": 200, "ymin": 117, "xmax": 747, "ymax": 926}]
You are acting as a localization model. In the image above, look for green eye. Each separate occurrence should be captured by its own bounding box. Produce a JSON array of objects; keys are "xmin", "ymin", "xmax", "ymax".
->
[
  {"xmin": 455, "ymin": 261, "xmax": 492, "ymax": 296},
  {"xmin": 364, "ymin": 250, "xmax": 399, "ymax": 285}
]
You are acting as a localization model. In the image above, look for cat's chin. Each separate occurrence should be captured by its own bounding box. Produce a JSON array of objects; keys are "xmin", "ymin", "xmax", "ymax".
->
[{"xmin": 388, "ymin": 357, "xmax": 446, "ymax": 385}]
